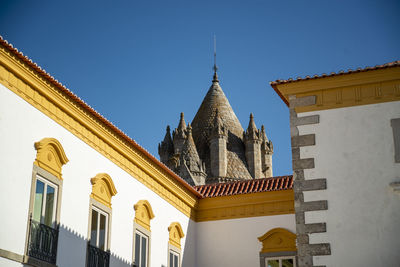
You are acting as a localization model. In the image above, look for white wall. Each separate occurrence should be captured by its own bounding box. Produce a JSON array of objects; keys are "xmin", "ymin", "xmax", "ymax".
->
[
  {"xmin": 196, "ymin": 214, "xmax": 296, "ymax": 267},
  {"xmin": 0, "ymin": 83, "xmax": 194, "ymax": 267},
  {"xmin": 298, "ymin": 101, "xmax": 400, "ymax": 267}
]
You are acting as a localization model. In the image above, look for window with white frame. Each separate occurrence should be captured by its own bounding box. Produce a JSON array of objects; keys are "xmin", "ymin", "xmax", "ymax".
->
[
  {"xmin": 168, "ymin": 249, "xmax": 180, "ymax": 267},
  {"xmin": 266, "ymin": 256, "xmax": 296, "ymax": 267},
  {"xmin": 32, "ymin": 175, "xmax": 58, "ymax": 227},
  {"xmin": 134, "ymin": 230, "xmax": 149, "ymax": 267},
  {"xmin": 89, "ymin": 206, "xmax": 109, "ymax": 251}
]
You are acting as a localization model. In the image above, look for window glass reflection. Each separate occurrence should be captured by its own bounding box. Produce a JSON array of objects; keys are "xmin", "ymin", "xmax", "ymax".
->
[{"xmin": 33, "ymin": 180, "xmax": 44, "ymax": 222}]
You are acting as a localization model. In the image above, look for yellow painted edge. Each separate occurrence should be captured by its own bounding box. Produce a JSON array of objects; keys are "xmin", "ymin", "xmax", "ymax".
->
[
  {"xmin": 134, "ymin": 218, "xmax": 151, "ymax": 231},
  {"xmin": 195, "ymin": 190, "xmax": 294, "ymax": 222},
  {"xmin": 0, "ymin": 45, "xmax": 296, "ymax": 222},
  {"xmin": 273, "ymin": 68, "xmax": 400, "ymax": 113},
  {"xmin": 168, "ymin": 240, "xmax": 181, "ymax": 250},
  {"xmin": 0, "ymin": 46, "xmax": 198, "ymax": 219},
  {"xmin": 91, "ymin": 193, "xmax": 112, "ymax": 208}
]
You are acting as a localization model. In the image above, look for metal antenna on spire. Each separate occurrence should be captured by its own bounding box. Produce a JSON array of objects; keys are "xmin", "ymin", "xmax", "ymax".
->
[
  {"xmin": 213, "ymin": 34, "xmax": 218, "ymax": 73},
  {"xmin": 212, "ymin": 35, "xmax": 219, "ymax": 83}
]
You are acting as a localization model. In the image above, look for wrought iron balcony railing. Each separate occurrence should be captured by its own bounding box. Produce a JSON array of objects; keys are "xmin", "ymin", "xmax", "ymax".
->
[
  {"xmin": 27, "ymin": 218, "xmax": 59, "ymax": 264},
  {"xmin": 87, "ymin": 243, "xmax": 110, "ymax": 267}
]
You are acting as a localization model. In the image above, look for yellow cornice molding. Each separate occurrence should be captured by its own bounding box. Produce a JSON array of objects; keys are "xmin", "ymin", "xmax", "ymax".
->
[
  {"xmin": 0, "ymin": 46, "xmax": 197, "ymax": 218},
  {"xmin": 195, "ymin": 190, "xmax": 294, "ymax": 222},
  {"xmin": 273, "ymin": 68, "xmax": 400, "ymax": 112},
  {"xmin": 0, "ymin": 44, "xmax": 296, "ymax": 222}
]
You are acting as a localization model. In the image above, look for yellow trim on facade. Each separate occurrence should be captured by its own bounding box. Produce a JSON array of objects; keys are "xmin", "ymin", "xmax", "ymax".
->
[
  {"xmin": 134, "ymin": 200, "xmax": 155, "ymax": 231},
  {"xmin": 274, "ymin": 68, "xmax": 400, "ymax": 113},
  {"xmin": 0, "ymin": 44, "xmax": 296, "ymax": 222},
  {"xmin": 0, "ymin": 46, "xmax": 198, "ymax": 219},
  {"xmin": 258, "ymin": 228, "xmax": 297, "ymax": 253},
  {"xmin": 195, "ymin": 190, "xmax": 294, "ymax": 222},
  {"xmin": 168, "ymin": 222, "xmax": 185, "ymax": 249},
  {"xmin": 34, "ymin": 137, "xmax": 69, "ymax": 179},
  {"xmin": 90, "ymin": 173, "xmax": 118, "ymax": 208}
]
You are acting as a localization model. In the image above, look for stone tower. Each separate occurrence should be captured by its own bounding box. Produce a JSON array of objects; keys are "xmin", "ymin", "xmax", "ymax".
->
[{"xmin": 158, "ymin": 70, "xmax": 273, "ymax": 185}]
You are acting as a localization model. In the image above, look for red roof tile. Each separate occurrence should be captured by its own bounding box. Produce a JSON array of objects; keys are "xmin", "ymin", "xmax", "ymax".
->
[
  {"xmin": 194, "ymin": 176, "xmax": 293, "ymax": 198},
  {"xmin": 0, "ymin": 36, "xmax": 202, "ymax": 198}
]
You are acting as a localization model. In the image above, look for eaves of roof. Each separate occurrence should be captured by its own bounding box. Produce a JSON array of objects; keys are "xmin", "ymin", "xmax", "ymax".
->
[
  {"xmin": 194, "ymin": 175, "xmax": 293, "ymax": 198},
  {"xmin": 0, "ymin": 36, "xmax": 202, "ymax": 198},
  {"xmin": 270, "ymin": 60, "xmax": 400, "ymax": 106}
]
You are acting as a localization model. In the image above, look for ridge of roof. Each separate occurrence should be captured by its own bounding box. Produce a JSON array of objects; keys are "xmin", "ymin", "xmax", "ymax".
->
[
  {"xmin": 194, "ymin": 175, "xmax": 293, "ymax": 198},
  {"xmin": 0, "ymin": 36, "xmax": 202, "ymax": 198}
]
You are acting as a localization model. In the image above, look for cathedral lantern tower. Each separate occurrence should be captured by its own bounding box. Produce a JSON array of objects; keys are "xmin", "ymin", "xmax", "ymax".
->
[{"xmin": 158, "ymin": 65, "xmax": 274, "ymax": 185}]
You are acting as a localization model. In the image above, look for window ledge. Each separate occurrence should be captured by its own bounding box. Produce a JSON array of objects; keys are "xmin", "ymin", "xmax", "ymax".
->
[
  {"xmin": 390, "ymin": 181, "xmax": 400, "ymax": 194},
  {"xmin": 24, "ymin": 256, "xmax": 58, "ymax": 267}
]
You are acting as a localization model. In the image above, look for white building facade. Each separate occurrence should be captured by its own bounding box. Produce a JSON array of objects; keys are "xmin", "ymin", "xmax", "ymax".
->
[
  {"xmin": 272, "ymin": 62, "xmax": 400, "ymax": 267},
  {"xmin": 0, "ymin": 37, "xmax": 296, "ymax": 267}
]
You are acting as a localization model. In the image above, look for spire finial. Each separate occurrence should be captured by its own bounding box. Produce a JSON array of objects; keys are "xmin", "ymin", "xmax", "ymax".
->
[{"xmin": 212, "ymin": 34, "xmax": 219, "ymax": 83}]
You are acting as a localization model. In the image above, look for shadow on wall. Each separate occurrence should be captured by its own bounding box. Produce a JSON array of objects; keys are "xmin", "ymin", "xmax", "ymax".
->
[
  {"xmin": 54, "ymin": 224, "xmax": 132, "ymax": 267},
  {"xmin": 181, "ymin": 219, "xmax": 197, "ymax": 267}
]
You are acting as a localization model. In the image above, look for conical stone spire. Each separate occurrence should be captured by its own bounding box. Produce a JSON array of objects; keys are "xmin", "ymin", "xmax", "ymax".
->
[
  {"xmin": 158, "ymin": 125, "xmax": 174, "ymax": 164},
  {"xmin": 180, "ymin": 124, "xmax": 206, "ymax": 185},
  {"xmin": 158, "ymin": 68, "xmax": 274, "ymax": 183},
  {"xmin": 173, "ymin": 112, "xmax": 187, "ymax": 155},
  {"xmin": 191, "ymin": 73, "xmax": 251, "ymax": 181},
  {"xmin": 245, "ymin": 113, "xmax": 260, "ymax": 141}
]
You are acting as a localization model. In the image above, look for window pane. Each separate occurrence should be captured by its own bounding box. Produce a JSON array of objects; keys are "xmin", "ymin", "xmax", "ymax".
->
[
  {"xmin": 267, "ymin": 260, "xmax": 279, "ymax": 267},
  {"xmin": 282, "ymin": 259, "xmax": 294, "ymax": 267},
  {"xmin": 141, "ymin": 236, "xmax": 147, "ymax": 267},
  {"xmin": 174, "ymin": 254, "xmax": 178, "ymax": 267},
  {"xmin": 169, "ymin": 252, "xmax": 173, "ymax": 267},
  {"xmin": 44, "ymin": 185, "xmax": 56, "ymax": 227},
  {"xmin": 135, "ymin": 233, "xmax": 141, "ymax": 266},
  {"xmin": 99, "ymin": 213, "xmax": 106, "ymax": 250},
  {"xmin": 33, "ymin": 180, "xmax": 44, "ymax": 222},
  {"xmin": 90, "ymin": 210, "xmax": 98, "ymax": 246}
]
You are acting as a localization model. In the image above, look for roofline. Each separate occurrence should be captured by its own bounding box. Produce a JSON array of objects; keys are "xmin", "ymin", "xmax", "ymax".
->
[
  {"xmin": 0, "ymin": 36, "xmax": 202, "ymax": 198},
  {"xmin": 270, "ymin": 60, "xmax": 400, "ymax": 107}
]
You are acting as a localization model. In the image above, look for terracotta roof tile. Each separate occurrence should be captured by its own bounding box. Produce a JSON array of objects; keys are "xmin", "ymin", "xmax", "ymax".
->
[
  {"xmin": 0, "ymin": 36, "xmax": 202, "ymax": 198},
  {"xmin": 194, "ymin": 175, "xmax": 293, "ymax": 198}
]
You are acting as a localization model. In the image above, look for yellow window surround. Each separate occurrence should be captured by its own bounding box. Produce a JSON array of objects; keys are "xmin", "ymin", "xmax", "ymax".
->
[
  {"xmin": 90, "ymin": 173, "xmax": 118, "ymax": 208},
  {"xmin": 258, "ymin": 228, "xmax": 297, "ymax": 254},
  {"xmin": 34, "ymin": 137, "xmax": 69, "ymax": 179},
  {"xmin": 168, "ymin": 222, "xmax": 184, "ymax": 249},
  {"xmin": 134, "ymin": 200, "xmax": 155, "ymax": 231}
]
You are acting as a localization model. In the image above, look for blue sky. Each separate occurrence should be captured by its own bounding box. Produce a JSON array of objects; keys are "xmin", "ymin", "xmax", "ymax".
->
[{"xmin": 1, "ymin": 0, "xmax": 399, "ymax": 176}]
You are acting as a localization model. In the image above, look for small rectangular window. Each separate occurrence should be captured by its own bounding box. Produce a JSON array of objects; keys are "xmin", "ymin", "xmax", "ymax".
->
[
  {"xmin": 32, "ymin": 176, "xmax": 58, "ymax": 227},
  {"xmin": 90, "ymin": 206, "xmax": 109, "ymax": 250},
  {"xmin": 265, "ymin": 256, "xmax": 295, "ymax": 267},
  {"xmin": 134, "ymin": 230, "xmax": 148, "ymax": 267},
  {"xmin": 169, "ymin": 250, "xmax": 179, "ymax": 267}
]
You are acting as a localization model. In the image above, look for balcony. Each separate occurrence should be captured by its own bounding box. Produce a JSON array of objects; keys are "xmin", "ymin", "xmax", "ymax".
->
[
  {"xmin": 27, "ymin": 219, "xmax": 59, "ymax": 265},
  {"xmin": 87, "ymin": 243, "xmax": 110, "ymax": 267}
]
